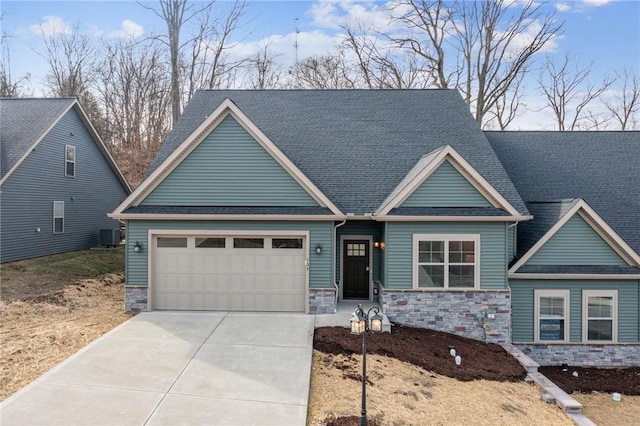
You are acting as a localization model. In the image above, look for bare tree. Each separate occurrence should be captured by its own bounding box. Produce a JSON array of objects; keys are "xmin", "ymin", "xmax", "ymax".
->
[
  {"xmin": 245, "ymin": 41, "xmax": 282, "ymax": 89},
  {"xmin": 601, "ymin": 68, "xmax": 640, "ymax": 130},
  {"xmin": 538, "ymin": 53, "xmax": 613, "ymax": 131},
  {"xmin": 138, "ymin": 0, "xmax": 246, "ymax": 124},
  {"xmin": 390, "ymin": 0, "xmax": 563, "ymax": 127},
  {"xmin": 342, "ymin": 23, "xmax": 430, "ymax": 89},
  {"xmin": 290, "ymin": 53, "xmax": 356, "ymax": 89},
  {"xmin": 1, "ymin": 19, "xmax": 30, "ymax": 97},
  {"xmin": 96, "ymin": 40, "xmax": 172, "ymax": 186}
]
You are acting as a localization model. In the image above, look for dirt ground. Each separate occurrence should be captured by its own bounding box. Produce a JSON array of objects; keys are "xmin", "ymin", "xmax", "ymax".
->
[
  {"xmin": 310, "ymin": 326, "xmax": 640, "ymax": 426},
  {"xmin": 0, "ymin": 250, "xmax": 131, "ymax": 401}
]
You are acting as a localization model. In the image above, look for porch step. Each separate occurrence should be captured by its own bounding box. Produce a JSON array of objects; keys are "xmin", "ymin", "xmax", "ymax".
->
[
  {"xmin": 501, "ymin": 344, "xmax": 539, "ymax": 373},
  {"xmin": 527, "ymin": 371, "xmax": 583, "ymax": 414}
]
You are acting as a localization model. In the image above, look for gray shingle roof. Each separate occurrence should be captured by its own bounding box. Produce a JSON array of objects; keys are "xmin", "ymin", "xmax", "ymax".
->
[
  {"xmin": 146, "ymin": 90, "xmax": 528, "ymax": 215},
  {"xmin": 1, "ymin": 98, "xmax": 76, "ymax": 179},
  {"xmin": 486, "ymin": 131, "xmax": 640, "ymax": 255}
]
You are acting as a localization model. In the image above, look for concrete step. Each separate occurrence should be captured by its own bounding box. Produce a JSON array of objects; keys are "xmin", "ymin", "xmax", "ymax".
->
[
  {"xmin": 501, "ymin": 344, "xmax": 540, "ymax": 373},
  {"xmin": 527, "ymin": 372, "xmax": 583, "ymax": 414}
]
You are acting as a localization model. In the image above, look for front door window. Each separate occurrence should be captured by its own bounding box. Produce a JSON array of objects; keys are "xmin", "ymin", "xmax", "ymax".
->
[{"xmin": 343, "ymin": 240, "xmax": 370, "ymax": 299}]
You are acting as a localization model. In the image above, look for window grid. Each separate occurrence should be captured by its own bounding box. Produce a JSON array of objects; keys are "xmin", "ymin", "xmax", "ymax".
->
[
  {"xmin": 534, "ymin": 290, "xmax": 569, "ymax": 343},
  {"xmin": 414, "ymin": 235, "xmax": 478, "ymax": 289},
  {"xmin": 584, "ymin": 291, "xmax": 616, "ymax": 342}
]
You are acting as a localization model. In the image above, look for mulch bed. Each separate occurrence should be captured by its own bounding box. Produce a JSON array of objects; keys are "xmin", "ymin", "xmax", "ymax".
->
[
  {"xmin": 314, "ymin": 325, "xmax": 526, "ymax": 382},
  {"xmin": 539, "ymin": 366, "xmax": 640, "ymax": 395}
]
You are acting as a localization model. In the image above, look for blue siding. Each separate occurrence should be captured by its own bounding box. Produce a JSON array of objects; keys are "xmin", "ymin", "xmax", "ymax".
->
[
  {"xmin": 507, "ymin": 224, "xmax": 516, "ymax": 263},
  {"xmin": 335, "ymin": 221, "xmax": 384, "ymax": 281},
  {"xmin": 1, "ymin": 109, "xmax": 128, "ymax": 263},
  {"xmin": 142, "ymin": 115, "xmax": 319, "ymax": 207},
  {"xmin": 401, "ymin": 161, "xmax": 492, "ymax": 208},
  {"xmin": 510, "ymin": 279, "xmax": 640, "ymax": 343},
  {"xmin": 384, "ymin": 222, "xmax": 508, "ymax": 290},
  {"xmin": 125, "ymin": 220, "xmax": 333, "ymax": 289},
  {"xmin": 526, "ymin": 215, "xmax": 628, "ymax": 266}
]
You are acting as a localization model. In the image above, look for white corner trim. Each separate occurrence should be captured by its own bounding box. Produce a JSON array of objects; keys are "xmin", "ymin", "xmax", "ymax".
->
[
  {"xmin": 0, "ymin": 100, "xmax": 76, "ymax": 186},
  {"xmin": 375, "ymin": 145, "xmax": 521, "ymax": 217},
  {"xmin": 112, "ymin": 98, "xmax": 342, "ymax": 216},
  {"xmin": 510, "ymin": 199, "xmax": 640, "ymax": 273}
]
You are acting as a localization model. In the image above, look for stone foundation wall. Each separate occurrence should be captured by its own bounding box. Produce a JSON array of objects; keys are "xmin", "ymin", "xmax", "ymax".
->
[
  {"xmin": 125, "ymin": 286, "xmax": 148, "ymax": 313},
  {"xmin": 308, "ymin": 288, "xmax": 337, "ymax": 314},
  {"xmin": 381, "ymin": 289, "xmax": 511, "ymax": 344},
  {"xmin": 515, "ymin": 343, "xmax": 640, "ymax": 367}
]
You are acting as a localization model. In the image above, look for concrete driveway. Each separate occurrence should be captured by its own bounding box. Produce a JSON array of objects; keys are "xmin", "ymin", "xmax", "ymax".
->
[{"xmin": 0, "ymin": 312, "xmax": 315, "ymax": 426}]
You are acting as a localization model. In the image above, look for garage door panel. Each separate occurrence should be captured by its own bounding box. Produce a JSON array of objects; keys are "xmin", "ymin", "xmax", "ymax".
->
[{"xmin": 153, "ymin": 234, "xmax": 306, "ymax": 312}]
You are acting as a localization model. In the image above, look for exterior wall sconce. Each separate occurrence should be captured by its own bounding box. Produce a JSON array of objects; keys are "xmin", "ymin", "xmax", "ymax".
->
[
  {"xmin": 133, "ymin": 241, "xmax": 142, "ymax": 253},
  {"xmin": 350, "ymin": 304, "xmax": 383, "ymax": 426},
  {"xmin": 373, "ymin": 241, "xmax": 385, "ymax": 249},
  {"xmin": 315, "ymin": 244, "xmax": 322, "ymax": 255}
]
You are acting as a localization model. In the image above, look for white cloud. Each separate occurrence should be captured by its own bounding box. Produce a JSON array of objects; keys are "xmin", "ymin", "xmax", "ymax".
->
[
  {"xmin": 309, "ymin": 0, "xmax": 397, "ymax": 32},
  {"xmin": 555, "ymin": 2, "xmax": 570, "ymax": 12},
  {"xmin": 583, "ymin": 0, "xmax": 612, "ymax": 6},
  {"xmin": 110, "ymin": 20, "xmax": 144, "ymax": 39},
  {"xmin": 30, "ymin": 16, "xmax": 72, "ymax": 36}
]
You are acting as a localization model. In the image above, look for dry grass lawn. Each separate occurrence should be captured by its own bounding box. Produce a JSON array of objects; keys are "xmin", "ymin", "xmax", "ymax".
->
[
  {"xmin": 573, "ymin": 392, "xmax": 640, "ymax": 426},
  {"xmin": 307, "ymin": 350, "xmax": 574, "ymax": 426}
]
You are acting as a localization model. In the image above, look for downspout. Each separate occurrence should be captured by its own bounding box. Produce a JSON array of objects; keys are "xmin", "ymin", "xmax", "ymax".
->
[{"xmin": 333, "ymin": 219, "xmax": 347, "ymax": 307}]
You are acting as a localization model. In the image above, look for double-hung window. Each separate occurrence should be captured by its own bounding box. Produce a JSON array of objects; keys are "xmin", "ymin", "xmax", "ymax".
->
[
  {"xmin": 53, "ymin": 201, "xmax": 64, "ymax": 234},
  {"xmin": 583, "ymin": 290, "xmax": 617, "ymax": 342},
  {"xmin": 65, "ymin": 145, "xmax": 76, "ymax": 177},
  {"xmin": 413, "ymin": 234, "xmax": 479, "ymax": 289},
  {"xmin": 535, "ymin": 290, "xmax": 569, "ymax": 342}
]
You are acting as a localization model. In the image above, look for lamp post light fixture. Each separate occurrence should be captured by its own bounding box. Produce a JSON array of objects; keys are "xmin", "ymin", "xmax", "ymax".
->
[{"xmin": 350, "ymin": 304, "xmax": 383, "ymax": 426}]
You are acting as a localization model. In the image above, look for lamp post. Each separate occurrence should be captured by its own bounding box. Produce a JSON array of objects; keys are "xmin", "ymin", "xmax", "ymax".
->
[{"xmin": 350, "ymin": 304, "xmax": 383, "ymax": 426}]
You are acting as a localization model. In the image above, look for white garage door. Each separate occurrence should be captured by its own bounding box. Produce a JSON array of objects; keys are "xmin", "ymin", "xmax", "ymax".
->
[{"xmin": 152, "ymin": 235, "xmax": 307, "ymax": 312}]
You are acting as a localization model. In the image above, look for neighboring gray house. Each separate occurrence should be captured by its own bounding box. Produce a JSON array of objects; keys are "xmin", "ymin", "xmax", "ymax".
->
[
  {"xmin": 110, "ymin": 90, "xmax": 639, "ymax": 367},
  {"xmin": 1, "ymin": 98, "xmax": 131, "ymax": 263}
]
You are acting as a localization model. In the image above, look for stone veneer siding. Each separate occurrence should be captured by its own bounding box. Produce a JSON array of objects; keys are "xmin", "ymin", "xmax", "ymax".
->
[
  {"xmin": 381, "ymin": 289, "xmax": 511, "ymax": 344},
  {"xmin": 308, "ymin": 288, "xmax": 337, "ymax": 314},
  {"xmin": 514, "ymin": 344, "xmax": 640, "ymax": 367},
  {"xmin": 125, "ymin": 286, "xmax": 148, "ymax": 313}
]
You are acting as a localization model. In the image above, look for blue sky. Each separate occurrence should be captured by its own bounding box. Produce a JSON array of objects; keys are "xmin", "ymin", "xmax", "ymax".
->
[{"xmin": 1, "ymin": 0, "xmax": 639, "ymax": 129}]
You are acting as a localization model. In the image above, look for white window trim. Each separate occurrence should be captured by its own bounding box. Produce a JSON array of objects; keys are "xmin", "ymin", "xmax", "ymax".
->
[
  {"xmin": 412, "ymin": 234, "xmax": 480, "ymax": 290},
  {"xmin": 53, "ymin": 201, "xmax": 64, "ymax": 234},
  {"xmin": 582, "ymin": 290, "xmax": 617, "ymax": 343},
  {"xmin": 534, "ymin": 289, "xmax": 570, "ymax": 343},
  {"xmin": 65, "ymin": 145, "xmax": 76, "ymax": 177}
]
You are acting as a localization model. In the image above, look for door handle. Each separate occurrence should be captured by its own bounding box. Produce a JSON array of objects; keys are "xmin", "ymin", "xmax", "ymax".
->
[{"xmin": 365, "ymin": 266, "xmax": 370, "ymax": 272}]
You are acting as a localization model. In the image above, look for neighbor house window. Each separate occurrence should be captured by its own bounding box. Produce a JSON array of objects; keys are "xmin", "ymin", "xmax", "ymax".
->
[
  {"xmin": 53, "ymin": 201, "xmax": 64, "ymax": 234},
  {"xmin": 413, "ymin": 234, "xmax": 479, "ymax": 289},
  {"xmin": 583, "ymin": 290, "xmax": 617, "ymax": 342},
  {"xmin": 65, "ymin": 145, "xmax": 76, "ymax": 177},
  {"xmin": 535, "ymin": 290, "xmax": 569, "ymax": 343}
]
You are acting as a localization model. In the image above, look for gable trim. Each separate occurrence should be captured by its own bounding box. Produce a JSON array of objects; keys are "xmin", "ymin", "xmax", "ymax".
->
[
  {"xmin": 509, "ymin": 273, "xmax": 640, "ymax": 280},
  {"xmin": 112, "ymin": 98, "xmax": 342, "ymax": 216},
  {"xmin": 108, "ymin": 213, "xmax": 345, "ymax": 221},
  {"xmin": 374, "ymin": 145, "xmax": 521, "ymax": 217},
  {"xmin": 509, "ymin": 199, "xmax": 640, "ymax": 273},
  {"xmin": 376, "ymin": 215, "xmax": 531, "ymax": 222}
]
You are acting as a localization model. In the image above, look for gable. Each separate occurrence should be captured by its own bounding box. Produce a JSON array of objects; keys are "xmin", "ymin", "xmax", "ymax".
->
[
  {"xmin": 525, "ymin": 214, "xmax": 628, "ymax": 266},
  {"xmin": 400, "ymin": 160, "xmax": 493, "ymax": 208},
  {"xmin": 141, "ymin": 115, "xmax": 320, "ymax": 207}
]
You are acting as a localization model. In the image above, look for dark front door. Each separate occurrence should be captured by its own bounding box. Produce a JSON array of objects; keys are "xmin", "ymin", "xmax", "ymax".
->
[{"xmin": 343, "ymin": 240, "xmax": 370, "ymax": 299}]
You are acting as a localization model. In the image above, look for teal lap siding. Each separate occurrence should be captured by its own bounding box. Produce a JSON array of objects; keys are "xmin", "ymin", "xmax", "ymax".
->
[
  {"xmin": 141, "ymin": 115, "xmax": 319, "ymax": 207},
  {"xmin": 526, "ymin": 215, "xmax": 628, "ymax": 266},
  {"xmin": 510, "ymin": 279, "xmax": 640, "ymax": 343},
  {"xmin": 335, "ymin": 221, "xmax": 384, "ymax": 281},
  {"xmin": 125, "ymin": 220, "xmax": 333, "ymax": 289},
  {"xmin": 384, "ymin": 222, "xmax": 508, "ymax": 290},
  {"xmin": 401, "ymin": 161, "xmax": 492, "ymax": 208}
]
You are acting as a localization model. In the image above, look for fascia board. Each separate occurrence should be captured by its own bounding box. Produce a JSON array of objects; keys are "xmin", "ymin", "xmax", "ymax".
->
[
  {"xmin": 509, "ymin": 273, "xmax": 640, "ymax": 280},
  {"xmin": 375, "ymin": 145, "xmax": 522, "ymax": 218},
  {"xmin": 0, "ymin": 100, "xmax": 75, "ymax": 186},
  {"xmin": 576, "ymin": 203, "xmax": 640, "ymax": 266},
  {"xmin": 72, "ymin": 102, "xmax": 132, "ymax": 193},
  {"xmin": 108, "ymin": 213, "xmax": 346, "ymax": 221},
  {"xmin": 375, "ymin": 215, "xmax": 532, "ymax": 222},
  {"xmin": 112, "ymin": 98, "xmax": 343, "ymax": 216},
  {"xmin": 509, "ymin": 201, "xmax": 583, "ymax": 273}
]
